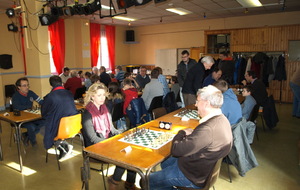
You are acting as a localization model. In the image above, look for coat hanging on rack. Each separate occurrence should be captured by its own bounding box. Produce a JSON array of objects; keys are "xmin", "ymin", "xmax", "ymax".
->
[{"xmin": 274, "ymin": 54, "xmax": 287, "ymax": 81}]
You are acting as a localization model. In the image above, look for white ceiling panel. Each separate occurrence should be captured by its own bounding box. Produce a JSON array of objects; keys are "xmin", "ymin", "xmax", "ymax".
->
[{"xmin": 0, "ymin": 0, "xmax": 299, "ymax": 26}]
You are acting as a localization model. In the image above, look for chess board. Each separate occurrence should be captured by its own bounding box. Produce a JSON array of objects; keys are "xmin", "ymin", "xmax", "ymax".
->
[
  {"xmin": 24, "ymin": 109, "xmax": 41, "ymax": 115},
  {"xmin": 119, "ymin": 129, "xmax": 175, "ymax": 149},
  {"xmin": 174, "ymin": 109, "xmax": 200, "ymax": 120}
]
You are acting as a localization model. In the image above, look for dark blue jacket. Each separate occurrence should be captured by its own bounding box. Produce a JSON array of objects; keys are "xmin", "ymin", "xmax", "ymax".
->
[
  {"xmin": 41, "ymin": 86, "xmax": 78, "ymax": 149},
  {"xmin": 202, "ymin": 74, "xmax": 215, "ymax": 87},
  {"xmin": 12, "ymin": 90, "xmax": 43, "ymax": 110}
]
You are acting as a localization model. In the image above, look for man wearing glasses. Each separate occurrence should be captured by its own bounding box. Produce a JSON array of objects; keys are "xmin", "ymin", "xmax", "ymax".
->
[
  {"xmin": 177, "ymin": 50, "xmax": 197, "ymax": 107},
  {"xmin": 12, "ymin": 77, "xmax": 44, "ymax": 147}
]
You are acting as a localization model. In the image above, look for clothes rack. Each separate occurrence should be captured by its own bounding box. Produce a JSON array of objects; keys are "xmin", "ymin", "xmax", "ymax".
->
[{"xmin": 233, "ymin": 51, "xmax": 286, "ymax": 103}]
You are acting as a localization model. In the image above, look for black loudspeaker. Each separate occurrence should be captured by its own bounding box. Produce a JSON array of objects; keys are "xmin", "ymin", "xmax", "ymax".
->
[
  {"xmin": 126, "ymin": 30, "xmax": 135, "ymax": 42},
  {"xmin": 0, "ymin": 54, "xmax": 13, "ymax": 69}
]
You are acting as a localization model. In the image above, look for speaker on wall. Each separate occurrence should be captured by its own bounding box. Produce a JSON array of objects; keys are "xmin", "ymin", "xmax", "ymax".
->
[
  {"xmin": 126, "ymin": 30, "xmax": 135, "ymax": 42},
  {"xmin": 0, "ymin": 54, "xmax": 13, "ymax": 69}
]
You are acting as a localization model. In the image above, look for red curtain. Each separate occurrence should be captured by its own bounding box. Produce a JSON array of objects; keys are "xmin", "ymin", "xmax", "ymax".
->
[
  {"xmin": 48, "ymin": 19, "xmax": 65, "ymax": 75},
  {"xmin": 90, "ymin": 23, "xmax": 101, "ymax": 67},
  {"xmin": 105, "ymin": 25, "xmax": 116, "ymax": 73}
]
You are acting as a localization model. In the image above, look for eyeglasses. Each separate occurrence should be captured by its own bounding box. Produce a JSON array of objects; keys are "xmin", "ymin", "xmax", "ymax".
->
[
  {"xmin": 20, "ymin": 84, "xmax": 30, "ymax": 87},
  {"xmin": 181, "ymin": 56, "xmax": 188, "ymax": 59}
]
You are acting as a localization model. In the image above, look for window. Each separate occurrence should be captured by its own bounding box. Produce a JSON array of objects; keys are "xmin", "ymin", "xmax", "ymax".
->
[
  {"xmin": 97, "ymin": 30, "xmax": 110, "ymax": 70},
  {"xmin": 49, "ymin": 26, "xmax": 112, "ymax": 73},
  {"xmin": 207, "ymin": 34, "xmax": 230, "ymax": 54},
  {"xmin": 49, "ymin": 37, "xmax": 58, "ymax": 75}
]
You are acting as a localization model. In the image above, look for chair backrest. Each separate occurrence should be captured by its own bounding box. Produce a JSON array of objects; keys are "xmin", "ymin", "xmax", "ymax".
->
[
  {"xmin": 54, "ymin": 113, "xmax": 82, "ymax": 140},
  {"xmin": 111, "ymin": 101, "xmax": 124, "ymax": 122},
  {"xmin": 152, "ymin": 107, "xmax": 167, "ymax": 120},
  {"xmin": 163, "ymin": 91, "xmax": 179, "ymax": 113},
  {"xmin": 176, "ymin": 158, "xmax": 223, "ymax": 190},
  {"xmin": 127, "ymin": 98, "xmax": 150, "ymax": 127},
  {"xmin": 202, "ymin": 158, "xmax": 223, "ymax": 190},
  {"xmin": 74, "ymin": 87, "xmax": 86, "ymax": 100},
  {"xmin": 148, "ymin": 96, "xmax": 163, "ymax": 113},
  {"xmin": 248, "ymin": 104, "xmax": 260, "ymax": 122}
]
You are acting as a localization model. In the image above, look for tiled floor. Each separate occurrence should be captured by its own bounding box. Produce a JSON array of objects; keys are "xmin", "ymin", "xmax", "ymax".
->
[{"xmin": 0, "ymin": 103, "xmax": 299, "ymax": 190}]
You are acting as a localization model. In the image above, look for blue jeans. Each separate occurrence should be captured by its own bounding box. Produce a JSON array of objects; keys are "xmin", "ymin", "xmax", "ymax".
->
[
  {"xmin": 290, "ymin": 82, "xmax": 300, "ymax": 117},
  {"xmin": 22, "ymin": 119, "xmax": 45, "ymax": 144},
  {"xmin": 149, "ymin": 157, "xmax": 202, "ymax": 190}
]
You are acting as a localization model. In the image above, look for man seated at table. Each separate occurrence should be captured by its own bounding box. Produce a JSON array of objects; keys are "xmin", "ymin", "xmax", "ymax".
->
[
  {"xmin": 120, "ymin": 72, "xmax": 139, "ymax": 89},
  {"xmin": 149, "ymin": 85, "xmax": 233, "ymax": 189},
  {"xmin": 135, "ymin": 66, "xmax": 150, "ymax": 90},
  {"xmin": 12, "ymin": 77, "xmax": 45, "ymax": 147},
  {"xmin": 42, "ymin": 76, "xmax": 78, "ymax": 159},
  {"xmin": 242, "ymin": 70, "xmax": 268, "ymax": 107},
  {"xmin": 202, "ymin": 67, "xmax": 222, "ymax": 87},
  {"xmin": 99, "ymin": 66, "xmax": 111, "ymax": 87},
  {"xmin": 59, "ymin": 66, "xmax": 70, "ymax": 84},
  {"xmin": 241, "ymin": 85, "xmax": 257, "ymax": 120},
  {"xmin": 141, "ymin": 68, "xmax": 164, "ymax": 110},
  {"xmin": 64, "ymin": 70, "xmax": 83, "ymax": 97},
  {"xmin": 214, "ymin": 80, "xmax": 242, "ymax": 125},
  {"xmin": 115, "ymin": 65, "xmax": 125, "ymax": 82}
]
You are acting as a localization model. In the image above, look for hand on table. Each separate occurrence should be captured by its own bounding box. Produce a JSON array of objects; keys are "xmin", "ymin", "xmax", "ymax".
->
[{"xmin": 183, "ymin": 128, "xmax": 194, "ymax": 135}]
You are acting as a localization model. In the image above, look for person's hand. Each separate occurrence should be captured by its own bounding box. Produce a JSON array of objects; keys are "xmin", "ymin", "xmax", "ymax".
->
[
  {"xmin": 241, "ymin": 80, "xmax": 247, "ymax": 86},
  {"xmin": 183, "ymin": 128, "xmax": 194, "ymax": 135}
]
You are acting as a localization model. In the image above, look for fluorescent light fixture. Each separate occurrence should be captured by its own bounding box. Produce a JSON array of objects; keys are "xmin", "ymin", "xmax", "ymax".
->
[
  {"xmin": 101, "ymin": 5, "xmax": 112, "ymax": 10},
  {"xmin": 166, "ymin": 8, "xmax": 192, "ymax": 15},
  {"xmin": 113, "ymin": 16, "xmax": 136, "ymax": 21},
  {"xmin": 236, "ymin": 0, "xmax": 262, "ymax": 7}
]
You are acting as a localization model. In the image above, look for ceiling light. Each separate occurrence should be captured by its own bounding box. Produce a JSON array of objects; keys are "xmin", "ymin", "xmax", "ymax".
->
[
  {"xmin": 236, "ymin": 0, "xmax": 262, "ymax": 7},
  {"xmin": 166, "ymin": 8, "xmax": 192, "ymax": 15},
  {"xmin": 113, "ymin": 16, "xmax": 136, "ymax": 21}
]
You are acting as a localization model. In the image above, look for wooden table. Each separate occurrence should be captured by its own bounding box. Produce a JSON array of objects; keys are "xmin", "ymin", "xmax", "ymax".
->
[
  {"xmin": 82, "ymin": 106, "xmax": 200, "ymax": 190},
  {"xmin": 0, "ymin": 111, "xmax": 42, "ymax": 172}
]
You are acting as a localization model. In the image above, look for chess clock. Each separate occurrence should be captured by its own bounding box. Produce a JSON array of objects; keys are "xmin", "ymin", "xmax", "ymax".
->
[{"xmin": 159, "ymin": 121, "xmax": 172, "ymax": 130}]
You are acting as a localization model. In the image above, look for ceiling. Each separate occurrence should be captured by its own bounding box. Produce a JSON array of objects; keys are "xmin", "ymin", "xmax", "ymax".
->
[{"xmin": 1, "ymin": 0, "xmax": 300, "ymax": 26}]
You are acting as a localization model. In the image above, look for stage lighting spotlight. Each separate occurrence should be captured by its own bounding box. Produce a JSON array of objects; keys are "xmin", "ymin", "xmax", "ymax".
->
[
  {"xmin": 7, "ymin": 23, "xmax": 18, "ymax": 32},
  {"xmin": 6, "ymin": 8, "xmax": 15, "ymax": 18},
  {"xmin": 117, "ymin": 0, "xmax": 134, "ymax": 9},
  {"xmin": 73, "ymin": 4, "xmax": 85, "ymax": 15},
  {"xmin": 134, "ymin": 0, "xmax": 152, "ymax": 6},
  {"xmin": 83, "ymin": 0, "xmax": 101, "ymax": 15},
  {"xmin": 62, "ymin": 6, "xmax": 75, "ymax": 16},
  {"xmin": 39, "ymin": 13, "xmax": 59, "ymax": 26},
  {"xmin": 51, "ymin": 7, "xmax": 63, "ymax": 16}
]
